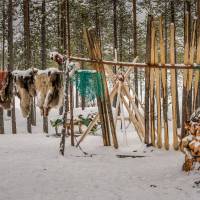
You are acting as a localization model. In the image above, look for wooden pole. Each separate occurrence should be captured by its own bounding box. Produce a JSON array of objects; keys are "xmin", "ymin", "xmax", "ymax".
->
[
  {"xmin": 181, "ymin": 11, "xmax": 190, "ymax": 138},
  {"xmin": 193, "ymin": 19, "xmax": 200, "ymax": 110},
  {"xmin": 84, "ymin": 28, "xmax": 118, "ymax": 148},
  {"xmin": 66, "ymin": 0, "xmax": 74, "ymax": 146},
  {"xmin": 159, "ymin": 16, "xmax": 169, "ymax": 150},
  {"xmin": 155, "ymin": 36, "xmax": 162, "ymax": 148},
  {"xmin": 170, "ymin": 23, "xmax": 179, "ymax": 150},
  {"xmin": 68, "ymin": 56, "xmax": 198, "ymax": 69},
  {"xmin": 144, "ymin": 15, "xmax": 152, "ymax": 145},
  {"xmin": 150, "ymin": 20, "xmax": 156, "ymax": 146}
]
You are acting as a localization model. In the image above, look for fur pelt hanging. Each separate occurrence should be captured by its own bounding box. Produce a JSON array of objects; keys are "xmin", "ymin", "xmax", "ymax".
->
[
  {"xmin": 35, "ymin": 68, "xmax": 63, "ymax": 117},
  {"xmin": 50, "ymin": 52, "xmax": 64, "ymax": 65},
  {"xmin": 0, "ymin": 71, "xmax": 13, "ymax": 109},
  {"xmin": 12, "ymin": 68, "xmax": 37, "ymax": 118},
  {"xmin": 50, "ymin": 51, "xmax": 81, "ymax": 77}
]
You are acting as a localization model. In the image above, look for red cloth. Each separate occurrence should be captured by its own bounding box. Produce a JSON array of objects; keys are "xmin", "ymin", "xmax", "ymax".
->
[{"xmin": 0, "ymin": 71, "xmax": 8, "ymax": 91}]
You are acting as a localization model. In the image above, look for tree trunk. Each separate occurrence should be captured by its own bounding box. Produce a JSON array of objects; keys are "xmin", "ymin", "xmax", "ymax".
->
[
  {"xmin": 8, "ymin": 0, "xmax": 17, "ymax": 134},
  {"xmin": 23, "ymin": 0, "xmax": 32, "ymax": 133},
  {"xmin": 60, "ymin": 0, "xmax": 67, "ymax": 53},
  {"xmin": 132, "ymin": 0, "xmax": 138, "ymax": 107},
  {"xmin": 0, "ymin": 0, "xmax": 6, "ymax": 134},
  {"xmin": 144, "ymin": 15, "xmax": 152, "ymax": 145},
  {"xmin": 112, "ymin": 0, "xmax": 118, "ymax": 107},
  {"xmin": 41, "ymin": 0, "xmax": 48, "ymax": 133}
]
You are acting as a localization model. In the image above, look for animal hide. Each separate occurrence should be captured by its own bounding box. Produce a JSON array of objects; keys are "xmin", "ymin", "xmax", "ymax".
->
[
  {"xmin": 35, "ymin": 68, "xmax": 63, "ymax": 117},
  {"xmin": 50, "ymin": 51, "xmax": 80, "ymax": 76},
  {"xmin": 0, "ymin": 71, "xmax": 13, "ymax": 109},
  {"xmin": 50, "ymin": 52, "xmax": 64, "ymax": 65},
  {"xmin": 12, "ymin": 69, "xmax": 37, "ymax": 118}
]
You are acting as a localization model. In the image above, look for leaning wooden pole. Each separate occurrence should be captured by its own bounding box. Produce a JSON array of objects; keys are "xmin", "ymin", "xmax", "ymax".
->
[{"xmin": 84, "ymin": 28, "xmax": 118, "ymax": 148}]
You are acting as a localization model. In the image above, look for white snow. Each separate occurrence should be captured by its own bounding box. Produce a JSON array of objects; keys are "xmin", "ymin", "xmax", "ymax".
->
[
  {"xmin": 0, "ymin": 98, "xmax": 199, "ymax": 200},
  {"xmin": 37, "ymin": 68, "xmax": 61, "ymax": 75},
  {"xmin": 12, "ymin": 68, "xmax": 38, "ymax": 77}
]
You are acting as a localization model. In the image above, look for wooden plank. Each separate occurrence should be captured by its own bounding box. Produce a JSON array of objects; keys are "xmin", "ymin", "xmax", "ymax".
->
[
  {"xmin": 170, "ymin": 23, "xmax": 179, "ymax": 150},
  {"xmin": 159, "ymin": 16, "xmax": 169, "ymax": 150}
]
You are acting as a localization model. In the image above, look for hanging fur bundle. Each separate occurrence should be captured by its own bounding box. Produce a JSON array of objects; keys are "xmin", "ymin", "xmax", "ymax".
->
[
  {"xmin": 181, "ymin": 107, "xmax": 200, "ymax": 171},
  {"xmin": 35, "ymin": 68, "xmax": 63, "ymax": 117},
  {"xmin": 50, "ymin": 52, "xmax": 64, "ymax": 65},
  {"xmin": 50, "ymin": 51, "xmax": 80, "ymax": 77},
  {"xmin": 12, "ymin": 68, "xmax": 37, "ymax": 118},
  {"xmin": 0, "ymin": 71, "xmax": 13, "ymax": 109}
]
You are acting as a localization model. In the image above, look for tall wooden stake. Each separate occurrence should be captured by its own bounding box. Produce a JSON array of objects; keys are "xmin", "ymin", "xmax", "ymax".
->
[
  {"xmin": 144, "ymin": 15, "xmax": 152, "ymax": 145},
  {"xmin": 170, "ymin": 23, "xmax": 178, "ymax": 150},
  {"xmin": 150, "ymin": 20, "xmax": 156, "ymax": 146},
  {"xmin": 159, "ymin": 16, "xmax": 169, "ymax": 150}
]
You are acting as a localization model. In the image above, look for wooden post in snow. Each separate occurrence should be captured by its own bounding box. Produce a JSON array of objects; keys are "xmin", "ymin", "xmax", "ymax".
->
[
  {"xmin": 150, "ymin": 20, "xmax": 156, "ymax": 146},
  {"xmin": 83, "ymin": 28, "xmax": 118, "ymax": 148},
  {"xmin": 169, "ymin": 23, "xmax": 179, "ymax": 150},
  {"xmin": 159, "ymin": 16, "xmax": 169, "ymax": 150},
  {"xmin": 193, "ymin": 19, "xmax": 200, "ymax": 110},
  {"xmin": 154, "ymin": 34, "xmax": 162, "ymax": 149},
  {"xmin": 144, "ymin": 15, "xmax": 152, "ymax": 145},
  {"xmin": 181, "ymin": 11, "xmax": 190, "ymax": 138}
]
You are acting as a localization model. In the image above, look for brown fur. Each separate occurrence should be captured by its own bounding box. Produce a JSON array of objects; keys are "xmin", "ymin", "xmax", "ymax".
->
[
  {"xmin": 13, "ymin": 69, "xmax": 37, "ymax": 117},
  {"xmin": 0, "ymin": 72, "xmax": 13, "ymax": 109},
  {"xmin": 182, "ymin": 156, "xmax": 194, "ymax": 172},
  {"xmin": 35, "ymin": 69, "xmax": 63, "ymax": 117}
]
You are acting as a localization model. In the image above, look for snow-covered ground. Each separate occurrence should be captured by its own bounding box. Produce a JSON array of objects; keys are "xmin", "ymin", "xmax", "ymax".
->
[{"xmin": 0, "ymin": 98, "xmax": 199, "ymax": 200}]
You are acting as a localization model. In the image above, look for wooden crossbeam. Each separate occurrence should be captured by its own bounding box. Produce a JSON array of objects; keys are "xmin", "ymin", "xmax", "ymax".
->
[{"xmin": 69, "ymin": 56, "xmax": 200, "ymax": 69}]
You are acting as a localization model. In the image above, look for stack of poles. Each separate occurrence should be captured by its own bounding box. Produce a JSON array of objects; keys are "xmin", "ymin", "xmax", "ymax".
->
[
  {"xmin": 83, "ymin": 28, "xmax": 118, "ymax": 148},
  {"xmin": 145, "ymin": 14, "xmax": 200, "ymax": 150},
  {"xmin": 182, "ymin": 6, "xmax": 200, "ymax": 138}
]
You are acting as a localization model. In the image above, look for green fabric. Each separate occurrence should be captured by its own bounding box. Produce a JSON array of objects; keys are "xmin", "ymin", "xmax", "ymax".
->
[{"xmin": 72, "ymin": 70, "xmax": 104, "ymax": 101}]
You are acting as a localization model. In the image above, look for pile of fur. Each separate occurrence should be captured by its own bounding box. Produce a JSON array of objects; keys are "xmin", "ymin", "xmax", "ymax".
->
[
  {"xmin": 0, "ymin": 71, "xmax": 13, "ymax": 109},
  {"xmin": 181, "ymin": 107, "xmax": 200, "ymax": 172},
  {"xmin": 12, "ymin": 69, "xmax": 37, "ymax": 117},
  {"xmin": 35, "ymin": 68, "xmax": 63, "ymax": 117}
]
